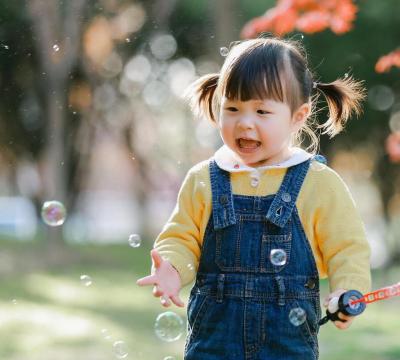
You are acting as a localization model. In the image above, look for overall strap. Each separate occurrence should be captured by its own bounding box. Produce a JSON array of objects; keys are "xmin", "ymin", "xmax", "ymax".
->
[
  {"xmin": 209, "ymin": 158, "xmax": 237, "ymax": 230},
  {"xmin": 265, "ymin": 158, "xmax": 311, "ymax": 228}
]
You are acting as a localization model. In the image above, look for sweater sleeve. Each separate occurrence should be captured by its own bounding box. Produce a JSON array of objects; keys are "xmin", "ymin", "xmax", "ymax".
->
[
  {"xmin": 152, "ymin": 166, "xmax": 204, "ymax": 287},
  {"xmin": 314, "ymin": 167, "xmax": 372, "ymax": 294}
]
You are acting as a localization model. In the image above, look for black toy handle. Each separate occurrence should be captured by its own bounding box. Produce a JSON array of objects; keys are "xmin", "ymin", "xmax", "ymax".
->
[{"xmin": 319, "ymin": 289, "xmax": 366, "ymax": 326}]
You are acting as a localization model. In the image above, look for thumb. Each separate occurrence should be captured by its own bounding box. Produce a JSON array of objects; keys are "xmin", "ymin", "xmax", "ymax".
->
[{"xmin": 151, "ymin": 249, "xmax": 163, "ymax": 268}]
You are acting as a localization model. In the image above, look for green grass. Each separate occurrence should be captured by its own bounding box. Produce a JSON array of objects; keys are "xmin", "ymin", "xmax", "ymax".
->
[{"xmin": 0, "ymin": 238, "xmax": 399, "ymax": 359}]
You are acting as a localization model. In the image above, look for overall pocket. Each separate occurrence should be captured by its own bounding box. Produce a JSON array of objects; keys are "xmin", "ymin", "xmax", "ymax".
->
[
  {"xmin": 186, "ymin": 291, "xmax": 211, "ymax": 344},
  {"xmin": 215, "ymin": 215, "xmax": 266, "ymax": 272}
]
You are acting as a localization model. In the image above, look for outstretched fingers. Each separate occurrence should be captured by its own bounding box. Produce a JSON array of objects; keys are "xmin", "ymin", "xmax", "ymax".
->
[
  {"xmin": 136, "ymin": 274, "xmax": 158, "ymax": 287},
  {"xmin": 170, "ymin": 295, "xmax": 185, "ymax": 307}
]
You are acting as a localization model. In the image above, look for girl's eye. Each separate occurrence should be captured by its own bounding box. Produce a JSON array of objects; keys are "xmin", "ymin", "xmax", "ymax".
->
[
  {"xmin": 225, "ymin": 107, "xmax": 238, "ymax": 112},
  {"xmin": 257, "ymin": 110, "xmax": 270, "ymax": 115}
]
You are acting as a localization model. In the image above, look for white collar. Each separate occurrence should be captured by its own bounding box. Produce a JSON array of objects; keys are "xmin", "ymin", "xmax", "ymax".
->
[{"xmin": 214, "ymin": 144, "xmax": 313, "ymax": 173}]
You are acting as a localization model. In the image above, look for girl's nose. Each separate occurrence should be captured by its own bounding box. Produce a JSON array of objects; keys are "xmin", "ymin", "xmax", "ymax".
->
[{"xmin": 237, "ymin": 116, "xmax": 255, "ymax": 129}]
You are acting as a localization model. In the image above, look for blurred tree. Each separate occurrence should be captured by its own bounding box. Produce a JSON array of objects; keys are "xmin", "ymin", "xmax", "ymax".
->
[
  {"xmin": 0, "ymin": 0, "xmax": 399, "ymax": 259},
  {"xmin": 26, "ymin": 0, "xmax": 87, "ymax": 249}
]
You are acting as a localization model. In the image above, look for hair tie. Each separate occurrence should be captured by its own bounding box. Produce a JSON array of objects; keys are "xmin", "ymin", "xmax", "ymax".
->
[{"xmin": 313, "ymin": 82, "xmax": 318, "ymax": 89}]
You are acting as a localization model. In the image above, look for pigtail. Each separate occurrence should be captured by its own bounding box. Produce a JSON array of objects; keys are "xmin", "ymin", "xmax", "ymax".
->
[
  {"xmin": 315, "ymin": 75, "xmax": 366, "ymax": 138},
  {"xmin": 182, "ymin": 73, "xmax": 220, "ymax": 124}
]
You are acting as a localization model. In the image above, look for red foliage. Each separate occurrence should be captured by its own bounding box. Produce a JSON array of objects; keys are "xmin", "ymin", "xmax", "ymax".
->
[
  {"xmin": 386, "ymin": 132, "xmax": 400, "ymax": 163},
  {"xmin": 375, "ymin": 49, "xmax": 400, "ymax": 73},
  {"xmin": 240, "ymin": 0, "xmax": 358, "ymax": 38}
]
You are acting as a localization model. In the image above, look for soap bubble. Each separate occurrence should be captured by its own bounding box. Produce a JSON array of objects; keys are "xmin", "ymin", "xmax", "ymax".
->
[
  {"xmin": 164, "ymin": 357, "xmax": 176, "ymax": 360},
  {"xmin": 112, "ymin": 340, "xmax": 129, "ymax": 359},
  {"xmin": 101, "ymin": 328, "xmax": 112, "ymax": 340},
  {"xmin": 289, "ymin": 307, "xmax": 307, "ymax": 326},
  {"xmin": 53, "ymin": 44, "xmax": 60, "ymax": 52},
  {"xmin": 154, "ymin": 311, "xmax": 184, "ymax": 342},
  {"xmin": 220, "ymin": 47, "xmax": 229, "ymax": 57},
  {"xmin": 41, "ymin": 200, "xmax": 67, "ymax": 226},
  {"xmin": 270, "ymin": 249, "xmax": 287, "ymax": 266},
  {"xmin": 128, "ymin": 234, "xmax": 141, "ymax": 248},
  {"xmin": 187, "ymin": 263, "xmax": 195, "ymax": 273},
  {"xmin": 80, "ymin": 274, "xmax": 92, "ymax": 287}
]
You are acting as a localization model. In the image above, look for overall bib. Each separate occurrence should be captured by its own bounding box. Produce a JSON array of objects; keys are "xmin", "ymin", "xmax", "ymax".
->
[{"xmin": 184, "ymin": 156, "xmax": 323, "ymax": 360}]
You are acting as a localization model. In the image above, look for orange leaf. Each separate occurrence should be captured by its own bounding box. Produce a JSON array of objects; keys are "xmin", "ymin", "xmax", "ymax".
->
[
  {"xmin": 375, "ymin": 49, "xmax": 400, "ymax": 73},
  {"xmin": 296, "ymin": 11, "xmax": 330, "ymax": 33},
  {"xmin": 386, "ymin": 132, "xmax": 400, "ymax": 163}
]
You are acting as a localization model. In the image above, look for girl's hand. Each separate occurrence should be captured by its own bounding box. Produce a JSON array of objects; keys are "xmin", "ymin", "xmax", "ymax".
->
[
  {"xmin": 323, "ymin": 288, "xmax": 354, "ymax": 330},
  {"xmin": 136, "ymin": 249, "xmax": 185, "ymax": 308}
]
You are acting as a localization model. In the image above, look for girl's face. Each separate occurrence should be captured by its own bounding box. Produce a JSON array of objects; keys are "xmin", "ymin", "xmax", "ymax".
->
[{"xmin": 218, "ymin": 97, "xmax": 310, "ymax": 167}]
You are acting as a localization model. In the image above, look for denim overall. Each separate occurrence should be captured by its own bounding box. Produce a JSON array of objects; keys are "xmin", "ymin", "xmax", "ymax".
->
[{"xmin": 184, "ymin": 156, "xmax": 325, "ymax": 360}]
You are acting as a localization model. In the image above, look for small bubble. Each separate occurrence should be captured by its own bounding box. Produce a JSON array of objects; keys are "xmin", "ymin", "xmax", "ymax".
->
[
  {"xmin": 270, "ymin": 249, "xmax": 287, "ymax": 266},
  {"xmin": 128, "ymin": 234, "xmax": 141, "ymax": 248},
  {"xmin": 154, "ymin": 311, "xmax": 184, "ymax": 342},
  {"xmin": 289, "ymin": 307, "xmax": 306, "ymax": 326},
  {"xmin": 125, "ymin": 38, "xmax": 131, "ymax": 43},
  {"xmin": 344, "ymin": 73, "xmax": 349, "ymax": 78},
  {"xmin": 41, "ymin": 200, "xmax": 67, "ymax": 226},
  {"xmin": 301, "ymin": 34, "xmax": 304, "ymax": 39},
  {"xmin": 101, "ymin": 328, "xmax": 112, "ymax": 340},
  {"xmin": 12, "ymin": 299, "xmax": 17, "ymax": 305},
  {"xmin": 80, "ymin": 274, "xmax": 92, "ymax": 287},
  {"xmin": 53, "ymin": 44, "xmax": 60, "ymax": 52},
  {"xmin": 199, "ymin": 181, "xmax": 206, "ymax": 187},
  {"xmin": 113, "ymin": 340, "xmax": 129, "ymax": 359},
  {"xmin": 187, "ymin": 263, "xmax": 195, "ymax": 272},
  {"xmin": 220, "ymin": 47, "xmax": 229, "ymax": 57},
  {"xmin": 164, "ymin": 357, "xmax": 176, "ymax": 360},
  {"xmin": 2, "ymin": 44, "xmax": 9, "ymax": 49}
]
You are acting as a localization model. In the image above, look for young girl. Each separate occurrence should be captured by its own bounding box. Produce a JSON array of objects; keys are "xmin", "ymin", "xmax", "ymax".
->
[{"xmin": 137, "ymin": 36, "xmax": 371, "ymax": 359}]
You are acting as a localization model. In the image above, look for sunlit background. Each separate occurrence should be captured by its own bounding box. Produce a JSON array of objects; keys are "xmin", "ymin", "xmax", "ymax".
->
[{"xmin": 0, "ymin": 0, "xmax": 399, "ymax": 359}]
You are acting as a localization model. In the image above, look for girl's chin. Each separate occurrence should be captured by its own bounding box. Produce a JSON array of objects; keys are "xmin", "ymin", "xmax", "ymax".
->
[{"xmin": 235, "ymin": 152, "xmax": 266, "ymax": 167}]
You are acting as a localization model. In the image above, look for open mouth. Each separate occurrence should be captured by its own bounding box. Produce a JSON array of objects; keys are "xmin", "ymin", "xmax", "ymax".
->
[{"xmin": 236, "ymin": 138, "xmax": 262, "ymax": 150}]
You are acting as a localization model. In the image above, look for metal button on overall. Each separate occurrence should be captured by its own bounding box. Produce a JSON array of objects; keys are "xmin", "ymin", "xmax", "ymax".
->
[
  {"xmin": 305, "ymin": 278, "xmax": 316, "ymax": 289},
  {"xmin": 220, "ymin": 194, "xmax": 229, "ymax": 205},
  {"xmin": 281, "ymin": 192, "xmax": 292, "ymax": 203}
]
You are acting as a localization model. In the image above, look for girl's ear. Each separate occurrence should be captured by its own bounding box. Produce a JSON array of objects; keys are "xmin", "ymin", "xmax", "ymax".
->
[{"xmin": 291, "ymin": 102, "xmax": 311, "ymax": 132}]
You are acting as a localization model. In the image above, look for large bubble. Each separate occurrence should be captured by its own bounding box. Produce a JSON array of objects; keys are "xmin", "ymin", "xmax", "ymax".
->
[
  {"xmin": 289, "ymin": 307, "xmax": 307, "ymax": 326},
  {"xmin": 154, "ymin": 311, "xmax": 184, "ymax": 342}
]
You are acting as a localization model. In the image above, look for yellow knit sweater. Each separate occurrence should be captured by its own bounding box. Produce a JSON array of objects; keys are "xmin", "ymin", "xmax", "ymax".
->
[{"xmin": 153, "ymin": 158, "xmax": 371, "ymax": 294}]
